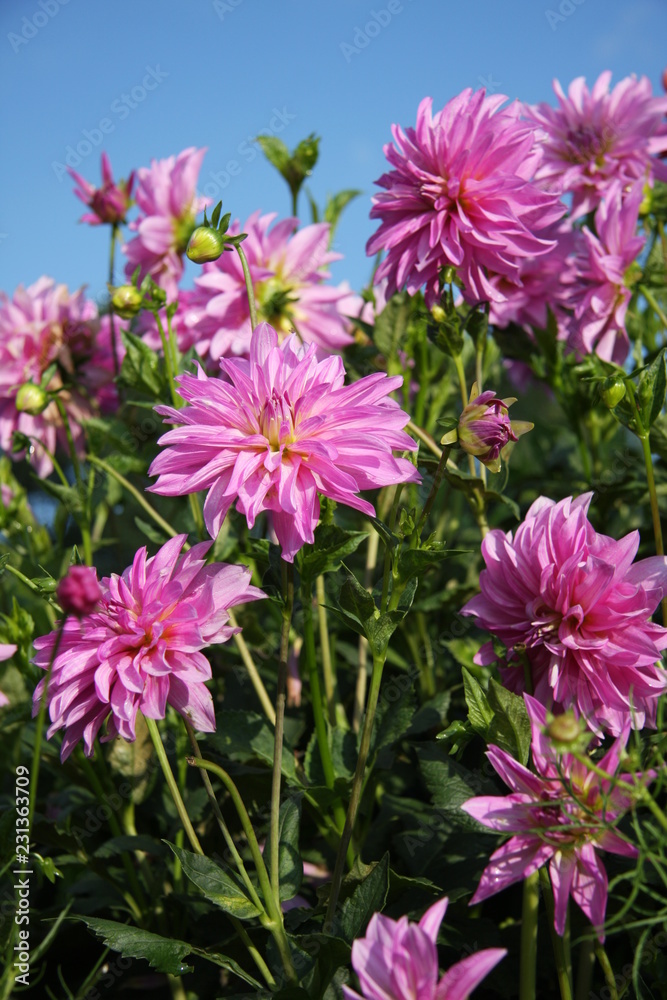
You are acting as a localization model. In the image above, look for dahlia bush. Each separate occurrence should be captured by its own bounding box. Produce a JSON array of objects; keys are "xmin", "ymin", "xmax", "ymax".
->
[{"xmin": 2, "ymin": 71, "xmax": 667, "ymax": 1000}]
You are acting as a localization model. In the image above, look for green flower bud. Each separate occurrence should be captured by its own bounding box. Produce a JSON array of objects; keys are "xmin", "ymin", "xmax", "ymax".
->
[
  {"xmin": 600, "ymin": 375, "xmax": 626, "ymax": 409},
  {"xmin": 547, "ymin": 713, "xmax": 581, "ymax": 745},
  {"xmin": 15, "ymin": 383, "xmax": 49, "ymax": 416},
  {"xmin": 186, "ymin": 226, "xmax": 227, "ymax": 264},
  {"xmin": 111, "ymin": 285, "xmax": 143, "ymax": 319}
]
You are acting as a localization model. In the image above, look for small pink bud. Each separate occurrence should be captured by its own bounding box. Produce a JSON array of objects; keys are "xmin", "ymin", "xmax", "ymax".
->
[
  {"xmin": 57, "ymin": 566, "xmax": 102, "ymax": 617},
  {"xmin": 458, "ymin": 386, "xmax": 532, "ymax": 473}
]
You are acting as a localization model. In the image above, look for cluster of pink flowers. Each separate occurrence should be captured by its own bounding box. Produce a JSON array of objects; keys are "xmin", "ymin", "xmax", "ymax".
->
[
  {"xmin": 0, "ymin": 277, "xmax": 121, "ymax": 476},
  {"xmin": 149, "ymin": 322, "xmax": 420, "ymax": 561},
  {"xmin": 33, "ymin": 536, "xmax": 264, "ymax": 760},
  {"xmin": 369, "ymin": 72, "xmax": 666, "ymax": 368},
  {"xmin": 526, "ymin": 71, "xmax": 667, "ymax": 218},
  {"xmin": 182, "ymin": 211, "xmax": 365, "ymax": 363},
  {"xmin": 367, "ymin": 90, "xmax": 564, "ymax": 307},
  {"xmin": 462, "ymin": 492, "xmax": 667, "ymax": 736},
  {"xmin": 462, "ymin": 695, "xmax": 653, "ymax": 939}
]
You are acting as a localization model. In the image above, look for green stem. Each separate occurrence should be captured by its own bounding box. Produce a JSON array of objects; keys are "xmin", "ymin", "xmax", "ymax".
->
[
  {"xmin": 4, "ymin": 563, "xmax": 61, "ymax": 615},
  {"xmin": 108, "ymin": 223, "xmax": 120, "ymax": 378},
  {"xmin": 520, "ymin": 871, "xmax": 540, "ymax": 1000},
  {"xmin": 186, "ymin": 757, "xmax": 296, "ymax": 983},
  {"xmin": 416, "ymin": 446, "xmax": 451, "ymax": 536},
  {"xmin": 316, "ymin": 574, "xmax": 336, "ymax": 725},
  {"xmin": 144, "ymin": 716, "xmax": 203, "ymax": 854},
  {"xmin": 380, "ymin": 484, "xmax": 404, "ymax": 611},
  {"xmin": 236, "ymin": 243, "xmax": 258, "ymax": 330},
  {"xmin": 227, "ymin": 608, "xmax": 276, "ymax": 725},
  {"xmin": 28, "ymin": 621, "xmax": 65, "ymax": 836},
  {"xmin": 539, "ymin": 868, "xmax": 573, "ymax": 1000},
  {"xmin": 183, "ymin": 720, "xmax": 265, "ymax": 914},
  {"xmin": 55, "ymin": 397, "xmax": 92, "ymax": 565},
  {"xmin": 230, "ymin": 918, "xmax": 276, "ymax": 988},
  {"xmin": 302, "ymin": 576, "xmax": 349, "ymax": 846},
  {"xmin": 594, "ymin": 943, "xmax": 619, "ymax": 1000},
  {"xmin": 574, "ymin": 938, "xmax": 595, "ymax": 1000},
  {"xmin": 354, "ymin": 529, "xmax": 380, "ymax": 732},
  {"xmin": 324, "ymin": 648, "xmax": 388, "ymax": 931},
  {"xmin": 86, "ymin": 455, "xmax": 178, "ymax": 540},
  {"xmin": 156, "ymin": 312, "xmax": 182, "ymax": 411},
  {"xmin": 640, "ymin": 284, "xmax": 667, "ymax": 330},
  {"xmin": 75, "ymin": 749, "xmax": 148, "ymax": 918},
  {"xmin": 270, "ymin": 562, "xmax": 294, "ymax": 907},
  {"xmin": 639, "ymin": 430, "xmax": 667, "ymax": 622}
]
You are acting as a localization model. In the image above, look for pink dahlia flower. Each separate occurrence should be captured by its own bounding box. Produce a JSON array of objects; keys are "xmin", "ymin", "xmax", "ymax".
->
[
  {"xmin": 462, "ymin": 695, "xmax": 651, "ymax": 939},
  {"xmin": 68, "ymin": 152, "xmax": 134, "ymax": 226},
  {"xmin": 488, "ymin": 224, "xmax": 577, "ymax": 335},
  {"xmin": 343, "ymin": 897, "xmax": 506, "ymax": 1000},
  {"xmin": 561, "ymin": 182, "xmax": 644, "ymax": 365},
  {"xmin": 461, "ymin": 493, "xmax": 667, "ymax": 735},
  {"xmin": 183, "ymin": 211, "xmax": 358, "ymax": 362},
  {"xmin": 457, "ymin": 388, "xmax": 532, "ymax": 473},
  {"xmin": 123, "ymin": 147, "xmax": 208, "ymax": 299},
  {"xmin": 526, "ymin": 71, "xmax": 667, "ymax": 218},
  {"xmin": 0, "ymin": 644, "xmax": 15, "ymax": 709},
  {"xmin": 0, "ymin": 278, "xmax": 114, "ymax": 476},
  {"xmin": 149, "ymin": 322, "xmax": 420, "ymax": 562},
  {"xmin": 366, "ymin": 90, "xmax": 564, "ymax": 307},
  {"xmin": 32, "ymin": 535, "xmax": 264, "ymax": 760}
]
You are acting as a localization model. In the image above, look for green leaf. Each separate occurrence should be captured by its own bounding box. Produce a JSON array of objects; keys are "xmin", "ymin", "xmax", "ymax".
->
[
  {"xmin": 205, "ymin": 709, "xmax": 297, "ymax": 782},
  {"xmin": 324, "ymin": 189, "xmax": 361, "ymax": 239},
  {"xmin": 462, "ymin": 668, "xmax": 494, "ymax": 735},
  {"xmin": 416, "ymin": 745, "xmax": 493, "ymax": 830},
  {"xmin": 134, "ymin": 516, "xmax": 171, "ymax": 546},
  {"xmin": 166, "ymin": 843, "xmax": 262, "ymax": 919},
  {"xmin": 74, "ymin": 917, "xmax": 195, "ymax": 975},
  {"xmin": 373, "ymin": 292, "xmax": 411, "ymax": 359},
  {"xmin": 487, "ymin": 679, "xmax": 532, "ymax": 765},
  {"xmin": 210, "ymin": 201, "xmax": 222, "ymax": 229},
  {"xmin": 397, "ymin": 543, "xmax": 459, "ymax": 584},
  {"xmin": 255, "ymin": 136, "xmax": 290, "ymax": 173},
  {"xmin": 338, "ymin": 854, "xmax": 390, "ymax": 942},
  {"xmin": 118, "ymin": 329, "xmax": 165, "ymax": 397},
  {"xmin": 298, "ymin": 525, "xmax": 369, "ymax": 579},
  {"xmin": 34, "ymin": 477, "xmax": 84, "ymax": 516},
  {"xmin": 638, "ymin": 349, "xmax": 667, "ymax": 429},
  {"xmin": 262, "ymin": 797, "xmax": 303, "ymax": 901},
  {"xmin": 329, "ymin": 573, "xmax": 416, "ymax": 657}
]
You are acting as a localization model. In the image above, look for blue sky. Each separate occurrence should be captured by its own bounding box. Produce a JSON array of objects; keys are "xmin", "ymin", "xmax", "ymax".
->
[{"xmin": 1, "ymin": 0, "xmax": 666, "ymax": 307}]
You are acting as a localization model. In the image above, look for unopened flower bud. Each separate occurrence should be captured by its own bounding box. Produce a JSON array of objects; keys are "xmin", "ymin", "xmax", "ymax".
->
[
  {"xmin": 186, "ymin": 226, "xmax": 227, "ymax": 264},
  {"xmin": 599, "ymin": 375, "xmax": 625, "ymax": 409},
  {"xmin": 111, "ymin": 285, "xmax": 143, "ymax": 319},
  {"xmin": 547, "ymin": 713, "xmax": 581, "ymax": 745},
  {"xmin": 15, "ymin": 383, "xmax": 49, "ymax": 416},
  {"xmin": 57, "ymin": 565, "xmax": 103, "ymax": 617},
  {"xmin": 458, "ymin": 387, "xmax": 532, "ymax": 473},
  {"xmin": 431, "ymin": 305, "xmax": 446, "ymax": 323}
]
